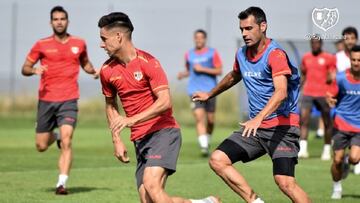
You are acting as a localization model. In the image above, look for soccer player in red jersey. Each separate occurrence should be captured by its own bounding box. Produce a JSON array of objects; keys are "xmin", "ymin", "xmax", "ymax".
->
[
  {"xmin": 21, "ymin": 6, "xmax": 99, "ymax": 195},
  {"xmin": 98, "ymin": 12, "xmax": 219, "ymax": 203},
  {"xmin": 298, "ymin": 35, "xmax": 336, "ymax": 160}
]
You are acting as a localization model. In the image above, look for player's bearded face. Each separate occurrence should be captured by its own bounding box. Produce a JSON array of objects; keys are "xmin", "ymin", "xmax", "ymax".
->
[
  {"xmin": 350, "ymin": 52, "xmax": 360, "ymax": 73},
  {"xmin": 50, "ymin": 12, "xmax": 68, "ymax": 36},
  {"xmin": 194, "ymin": 33, "xmax": 206, "ymax": 49},
  {"xmin": 240, "ymin": 15, "xmax": 266, "ymax": 47},
  {"xmin": 344, "ymin": 33, "xmax": 357, "ymax": 51}
]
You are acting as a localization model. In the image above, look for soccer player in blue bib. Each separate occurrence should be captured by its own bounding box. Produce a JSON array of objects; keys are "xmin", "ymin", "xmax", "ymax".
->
[
  {"xmin": 327, "ymin": 45, "xmax": 360, "ymax": 199},
  {"xmin": 193, "ymin": 7, "xmax": 310, "ymax": 202},
  {"xmin": 178, "ymin": 29, "xmax": 222, "ymax": 156}
]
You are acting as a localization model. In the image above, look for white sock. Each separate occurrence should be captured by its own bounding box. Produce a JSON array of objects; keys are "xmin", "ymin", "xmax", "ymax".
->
[
  {"xmin": 333, "ymin": 181, "xmax": 342, "ymax": 192},
  {"xmin": 299, "ymin": 140, "xmax": 308, "ymax": 152},
  {"xmin": 56, "ymin": 174, "xmax": 68, "ymax": 188},
  {"xmin": 317, "ymin": 129, "xmax": 324, "ymax": 136},
  {"xmin": 252, "ymin": 198, "xmax": 265, "ymax": 203},
  {"xmin": 323, "ymin": 144, "xmax": 331, "ymax": 154},
  {"xmin": 198, "ymin": 134, "xmax": 209, "ymax": 148},
  {"xmin": 190, "ymin": 197, "xmax": 216, "ymax": 203}
]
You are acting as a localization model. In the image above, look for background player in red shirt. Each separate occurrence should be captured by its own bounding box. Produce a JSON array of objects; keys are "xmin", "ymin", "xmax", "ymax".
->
[
  {"xmin": 98, "ymin": 12, "xmax": 219, "ymax": 203},
  {"xmin": 299, "ymin": 35, "xmax": 336, "ymax": 160},
  {"xmin": 21, "ymin": 6, "xmax": 99, "ymax": 195}
]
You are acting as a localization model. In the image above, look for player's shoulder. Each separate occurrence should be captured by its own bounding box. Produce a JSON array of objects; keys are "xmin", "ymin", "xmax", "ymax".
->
[
  {"xmin": 36, "ymin": 35, "xmax": 54, "ymax": 44},
  {"xmin": 100, "ymin": 58, "xmax": 117, "ymax": 74},
  {"xmin": 336, "ymin": 70, "xmax": 347, "ymax": 81},
  {"xmin": 302, "ymin": 52, "xmax": 313, "ymax": 59},
  {"xmin": 137, "ymin": 49, "xmax": 157, "ymax": 63},
  {"xmin": 69, "ymin": 35, "xmax": 86, "ymax": 44},
  {"xmin": 321, "ymin": 51, "xmax": 336, "ymax": 59}
]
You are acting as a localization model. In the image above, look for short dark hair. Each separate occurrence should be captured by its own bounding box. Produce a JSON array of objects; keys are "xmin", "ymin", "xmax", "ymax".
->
[
  {"xmin": 50, "ymin": 6, "xmax": 68, "ymax": 20},
  {"xmin": 238, "ymin": 7, "xmax": 267, "ymax": 24},
  {"xmin": 351, "ymin": 45, "xmax": 360, "ymax": 53},
  {"xmin": 310, "ymin": 34, "xmax": 323, "ymax": 43},
  {"xmin": 194, "ymin": 29, "xmax": 207, "ymax": 38},
  {"xmin": 342, "ymin": 26, "xmax": 358, "ymax": 39},
  {"xmin": 98, "ymin": 12, "xmax": 134, "ymax": 35}
]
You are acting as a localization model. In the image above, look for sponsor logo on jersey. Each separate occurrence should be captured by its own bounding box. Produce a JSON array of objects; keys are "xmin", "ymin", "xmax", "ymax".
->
[
  {"xmin": 134, "ymin": 71, "xmax": 143, "ymax": 81},
  {"xmin": 244, "ymin": 71, "xmax": 262, "ymax": 78},
  {"xmin": 71, "ymin": 46, "xmax": 79, "ymax": 54}
]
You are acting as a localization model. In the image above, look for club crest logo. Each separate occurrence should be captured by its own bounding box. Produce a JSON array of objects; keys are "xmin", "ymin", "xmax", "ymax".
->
[
  {"xmin": 133, "ymin": 71, "xmax": 143, "ymax": 81},
  {"xmin": 71, "ymin": 46, "xmax": 79, "ymax": 54},
  {"xmin": 312, "ymin": 8, "xmax": 339, "ymax": 31}
]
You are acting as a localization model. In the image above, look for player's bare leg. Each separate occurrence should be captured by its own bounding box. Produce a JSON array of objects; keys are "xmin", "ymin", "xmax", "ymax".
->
[
  {"xmin": 206, "ymin": 112, "xmax": 215, "ymax": 135},
  {"xmin": 35, "ymin": 132, "xmax": 57, "ymax": 152},
  {"xmin": 209, "ymin": 150, "xmax": 259, "ymax": 202},
  {"xmin": 55, "ymin": 124, "xmax": 74, "ymax": 194},
  {"xmin": 331, "ymin": 149, "xmax": 346, "ymax": 199},
  {"xmin": 273, "ymin": 175, "xmax": 311, "ymax": 203},
  {"xmin": 140, "ymin": 166, "xmax": 219, "ymax": 203},
  {"xmin": 349, "ymin": 145, "xmax": 360, "ymax": 165},
  {"xmin": 299, "ymin": 107, "xmax": 311, "ymax": 158},
  {"xmin": 193, "ymin": 108, "xmax": 209, "ymax": 155},
  {"xmin": 320, "ymin": 109, "xmax": 332, "ymax": 160}
]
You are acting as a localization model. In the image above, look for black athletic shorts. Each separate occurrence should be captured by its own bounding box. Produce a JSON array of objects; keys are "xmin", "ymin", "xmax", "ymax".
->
[
  {"xmin": 134, "ymin": 128, "xmax": 182, "ymax": 189},
  {"xmin": 332, "ymin": 129, "xmax": 360, "ymax": 151},
  {"xmin": 191, "ymin": 97, "xmax": 216, "ymax": 112},
  {"xmin": 36, "ymin": 99, "xmax": 78, "ymax": 133},
  {"xmin": 301, "ymin": 96, "xmax": 330, "ymax": 113}
]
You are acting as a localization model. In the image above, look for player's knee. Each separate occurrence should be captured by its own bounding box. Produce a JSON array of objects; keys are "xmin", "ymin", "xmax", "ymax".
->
[
  {"xmin": 274, "ymin": 176, "xmax": 296, "ymax": 193},
  {"xmin": 333, "ymin": 155, "xmax": 343, "ymax": 166},
  {"xmin": 209, "ymin": 151, "xmax": 228, "ymax": 173},
  {"xmin": 143, "ymin": 177, "xmax": 161, "ymax": 196},
  {"xmin": 60, "ymin": 138, "xmax": 72, "ymax": 150},
  {"xmin": 349, "ymin": 155, "xmax": 360, "ymax": 165},
  {"xmin": 36, "ymin": 143, "xmax": 48, "ymax": 152}
]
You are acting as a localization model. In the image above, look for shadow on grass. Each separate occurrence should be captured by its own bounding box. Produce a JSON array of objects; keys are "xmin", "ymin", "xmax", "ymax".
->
[
  {"xmin": 342, "ymin": 194, "xmax": 360, "ymax": 199},
  {"xmin": 46, "ymin": 186, "xmax": 112, "ymax": 194}
]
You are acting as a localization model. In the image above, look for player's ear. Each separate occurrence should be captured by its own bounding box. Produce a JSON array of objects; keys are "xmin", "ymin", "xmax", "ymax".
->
[{"xmin": 260, "ymin": 22, "xmax": 267, "ymax": 33}]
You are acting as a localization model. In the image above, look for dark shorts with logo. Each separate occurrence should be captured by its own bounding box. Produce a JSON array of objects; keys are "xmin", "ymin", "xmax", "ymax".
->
[
  {"xmin": 332, "ymin": 129, "xmax": 360, "ymax": 151},
  {"xmin": 36, "ymin": 99, "xmax": 78, "ymax": 133},
  {"xmin": 217, "ymin": 126, "xmax": 300, "ymax": 176},
  {"xmin": 134, "ymin": 128, "xmax": 181, "ymax": 189},
  {"xmin": 191, "ymin": 97, "xmax": 216, "ymax": 112}
]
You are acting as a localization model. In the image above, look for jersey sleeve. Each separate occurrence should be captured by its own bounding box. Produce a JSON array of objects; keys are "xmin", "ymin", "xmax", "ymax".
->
[
  {"xmin": 233, "ymin": 53, "xmax": 240, "ymax": 73},
  {"xmin": 212, "ymin": 49, "xmax": 222, "ymax": 68},
  {"xmin": 184, "ymin": 52, "xmax": 190, "ymax": 70},
  {"xmin": 79, "ymin": 41, "xmax": 89, "ymax": 61},
  {"xmin": 268, "ymin": 49, "xmax": 292, "ymax": 77},
  {"xmin": 327, "ymin": 54, "xmax": 337, "ymax": 72},
  {"xmin": 301, "ymin": 55, "xmax": 307, "ymax": 74},
  {"xmin": 100, "ymin": 68, "xmax": 116, "ymax": 98},
  {"xmin": 27, "ymin": 41, "xmax": 41, "ymax": 63},
  {"xmin": 144, "ymin": 58, "xmax": 169, "ymax": 93}
]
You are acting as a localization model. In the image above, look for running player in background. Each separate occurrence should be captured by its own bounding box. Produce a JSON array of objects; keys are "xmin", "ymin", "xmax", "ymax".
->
[
  {"xmin": 21, "ymin": 6, "xmax": 99, "ymax": 195},
  {"xmin": 327, "ymin": 45, "xmax": 360, "ymax": 199},
  {"xmin": 178, "ymin": 29, "xmax": 222, "ymax": 156},
  {"xmin": 193, "ymin": 7, "xmax": 310, "ymax": 203},
  {"xmin": 336, "ymin": 27, "xmax": 358, "ymax": 73},
  {"xmin": 335, "ymin": 27, "xmax": 360, "ymax": 174},
  {"xmin": 298, "ymin": 35, "xmax": 336, "ymax": 160},
  {"xmin": 98, "ymin": 12, "xmax": 219, "ymax": 203}
]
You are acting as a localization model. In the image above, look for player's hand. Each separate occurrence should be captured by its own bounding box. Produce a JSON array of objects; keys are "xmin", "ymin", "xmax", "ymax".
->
[
  {"xmin": 177, "ymin": 72, "xmax": 186, "ymax": 80},
  {"xmin": 192, "ymin": 92, "xmax": 210, "ymax": 102},
  {"xmin": 113, "ymin": 141, "xmax": 130, "ymax": 163},
  {"xmin": 326, "ymin": 92, "xmax": 337, "ymax": 108},
  {"xmin": 193, "ymin": 64, "xmax": 203, "ymax": 73},
  {"xmin": 239, "ymin": 116, "xmax": 262, "ymax": 137},
  {"xmin": 32, "ymin": 65, "xmax": 48, "ymax": 75},
  {"xmin": 110, "ymin": 116, "xmax": 136, "ymax": 134},
  {"xmin": 93, "ymin": 68, "xmax": 100, "ymax": 79}
]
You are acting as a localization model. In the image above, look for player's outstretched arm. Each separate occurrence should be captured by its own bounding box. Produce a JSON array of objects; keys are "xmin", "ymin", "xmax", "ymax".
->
[
  {"xmin": 193, "ymin": 70, "xmax": 241, "ymax": 101},
  {"xmin": 105, "ymin": 96, "xmax": 129, "ymax": 163},
  {"xmin": 21, "ymin": 59, "xmax": 47, "ymax": 76},
  {"xmin": 193, "ymin": 64, "xmax": 222, "ymax": 76}
]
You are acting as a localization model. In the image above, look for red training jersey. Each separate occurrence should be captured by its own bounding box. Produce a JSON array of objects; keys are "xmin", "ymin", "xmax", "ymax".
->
[
  {"xmin": 27, "ymin": 35, "xmax": 88, "ymax": 102},
  {"xmin": 301, "ymin": 52, "xmax": 336, "ymax": 97},
  {"xmin": 100, "ymin": 49, "xmax": 179, "ymax": 141},
  {"xmin": 233, "ymin": 38, "xmax": 300, "ymax": 128}
]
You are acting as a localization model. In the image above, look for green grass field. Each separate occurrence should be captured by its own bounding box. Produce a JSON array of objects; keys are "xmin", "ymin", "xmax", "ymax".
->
[{"xmin": 0, "ymin": 115, "xmax": 359, "ymax": 203}]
